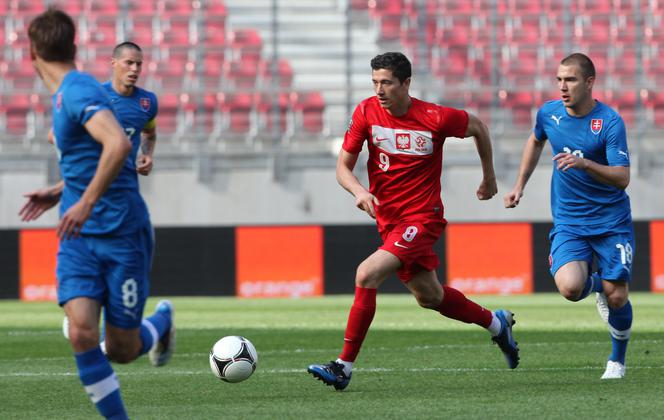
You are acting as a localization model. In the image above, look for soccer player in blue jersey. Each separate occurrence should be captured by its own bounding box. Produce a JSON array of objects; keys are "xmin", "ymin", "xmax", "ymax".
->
[
  {"xmin": 104, "ymin": 42, "xmax": 158, "ymax": 177},
  {"xmin": 504, "ymin": 53, "xmax": 633, "ymax": 379},
  {"xmin": 18, "ymin": 9, "xmax": 174, "ymax": 419}
]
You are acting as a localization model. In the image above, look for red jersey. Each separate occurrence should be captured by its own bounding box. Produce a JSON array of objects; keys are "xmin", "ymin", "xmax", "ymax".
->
[{"xmin": 342, "ymin": 96, "xmax": 469, "ymax": 227}]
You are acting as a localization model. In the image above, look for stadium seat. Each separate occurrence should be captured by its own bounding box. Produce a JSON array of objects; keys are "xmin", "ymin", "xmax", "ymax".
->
[
  {"xmin": 222, "ymin": 59, "xmax": 258, "ymax": 90},
  {"xmin": 228, "ymin": 29, "xmax": 262, "ymax": 62},
  {"xmin": 126, "ymin": 14, "xmax": 156, "ymax": 47},
  {"xmin": 200, "ymin": 49, "xmax": 226, "ymax": 89},
  {"xmin": 291, "ymin": 91, "xmax": 325, "ymax": 135},
  {"xmin": 256, "ymin": 92, "xmax": 290, "ymax": 135},
  {"xmin": 202, "ymin": 16, "xmax": 227, "ymax": 46},
  {"xmin": 158, "ymin": 16, "xmax": 192, "ymax": 47},
  {"xmin": 1, "ymin": 59, "xmax": 37, "ymax": 91},
  {"xmin": 219, "ymin": 92, "xmax": 255, "ymax": 136},
  {"xmin": 84, "ymin": 15, "xmax": 119, "ymax": 47},
  {"xmin": 0, "ymin": 94, "xmax": 34, "ymax": 138},
  {"xmin": 501, "ymin": 91, "xmax": 536, "ymax": 128},
  {"xmin": 156, "ymin": 93, "xmax": 184, "ymax": 136},
  {"xmin": 258, "ymin": 59, "xmax": 293, "ymax": 89}
]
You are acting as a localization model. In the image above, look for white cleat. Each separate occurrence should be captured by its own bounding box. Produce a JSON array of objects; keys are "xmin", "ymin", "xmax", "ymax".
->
[
  {"xmin": 601, "ymin": 360, "xmax": 626, "ymax": 379},
  {"xmin": 149, "ymin": 299, "xmax": 176, "ymax": 367},
  {"xmin": 596, "ymin": 292, "xmax": 609, "ymax": 325}
]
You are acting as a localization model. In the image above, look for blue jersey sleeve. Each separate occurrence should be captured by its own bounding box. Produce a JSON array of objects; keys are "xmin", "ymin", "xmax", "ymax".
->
[
  {"xmin": 65, "ymin": 76, "xmax": 112, "ymax": 126},
  {"xmin": 533, "ymin": 106, "xmax": 548, "ymax": 141},
  {"xmin": 604, "ymin": 116, "xmax": 630, "ymax": 166},
  {"xmin": 150, "ymin": 92, "xmax": 159, "ymax": 121}
]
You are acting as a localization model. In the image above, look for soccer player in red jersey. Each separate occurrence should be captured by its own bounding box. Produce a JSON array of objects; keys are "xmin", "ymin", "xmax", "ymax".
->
[{"xmin": 307, "ymin": 52, "xmax": 519, "ymax": 390}]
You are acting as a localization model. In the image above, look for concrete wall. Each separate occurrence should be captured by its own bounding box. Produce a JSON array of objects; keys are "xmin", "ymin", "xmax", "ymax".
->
[{"xmin": 3, "ymin": 156, "xmax": 663, "ymax": 228}]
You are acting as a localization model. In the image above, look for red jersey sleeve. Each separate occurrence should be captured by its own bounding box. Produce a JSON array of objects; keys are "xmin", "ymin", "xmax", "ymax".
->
[
  {"xmin": 437, "ymin": 106, "xmax": 469, "ymax": 138},
  {"xmin": 342, "ymin": 102, "xmax": 370, "ymax": 154}
]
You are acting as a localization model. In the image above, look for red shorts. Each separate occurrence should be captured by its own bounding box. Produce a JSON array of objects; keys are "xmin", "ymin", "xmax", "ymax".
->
[{"xmin": 378, "ymin": 218, "xmax": 446, "ymax": 282}]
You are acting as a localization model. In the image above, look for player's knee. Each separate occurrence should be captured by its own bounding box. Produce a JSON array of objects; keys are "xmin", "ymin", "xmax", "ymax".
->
[
  {"xmin": 559, "ymin": 286, "xmax": 582, "ymax": 302},
  {"xmin": 606, "ymin": 291, "xmax": 628, "ymax": 309},
  {"xmin": 415, "ymin": 294, "xmax": 440, "ymax": 310},
  {"xmin": 355, "ymin": 265, "xmax": 379, "ymax": 288},
  {"xmin": 105, "ymin": 343, "xmax": 138, "ymax": 364},
  {"xmin": 68, "ymin": 326, "xmax": 99, "ymax": 351}
]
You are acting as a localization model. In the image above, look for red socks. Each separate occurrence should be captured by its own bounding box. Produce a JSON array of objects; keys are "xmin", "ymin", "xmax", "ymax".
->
[
  {"xmin": 339, "ymin": 286, "xmax": 377, "ymax": 362},
  {"xmin": 438, "ymin": 286, "xmax": 492, "ymax": 328}
]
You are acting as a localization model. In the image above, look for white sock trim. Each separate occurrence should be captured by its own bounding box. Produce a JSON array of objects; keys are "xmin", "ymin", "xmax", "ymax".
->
[
  {"xmin": 488, "ymin": 313, "xmax": 502, "ymax": 336},
  {"xmin": 142, "ymin": 319, "xmax": 159, "ymax": 351},
  {"xmin": 608, "ymin": 325, "xmax": 631, "ymax": 341},
  {"xmin": 336, "ymin": 358, "xmax": 353, "ymax": 376},
  {"xmin": 84, "ymin": 373, "xmax": 119, "ymax": 404}
]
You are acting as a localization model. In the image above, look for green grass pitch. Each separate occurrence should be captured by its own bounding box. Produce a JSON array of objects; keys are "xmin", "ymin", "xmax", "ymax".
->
[{"xmin": 2, "ymin": 293, "xmax": 663, "ymax": 419}]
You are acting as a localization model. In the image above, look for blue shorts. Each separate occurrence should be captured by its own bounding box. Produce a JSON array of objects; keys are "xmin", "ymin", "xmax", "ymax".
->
[
  {"xmin": 56, "ymin": 224, "xmax": 154, "ymax": 329},
  {"xmin": 548, "ymin": 223, "xmax": 634, "ymax": 282}
]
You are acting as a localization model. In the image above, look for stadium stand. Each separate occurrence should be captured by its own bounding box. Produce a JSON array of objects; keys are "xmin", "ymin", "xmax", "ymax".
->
[{"xmin": 0, "ymin": 0, "xmax": 662, "ymax": 162}]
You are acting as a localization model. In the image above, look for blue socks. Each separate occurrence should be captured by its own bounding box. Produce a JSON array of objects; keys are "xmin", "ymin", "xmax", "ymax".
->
[
  {"xmin": 75, "ymin": 347, "xmax": 128, "ymax": 420},
  {"xmin": 139, "ymin": 310, "xmax": 171, "ymax": 355},
  {"xmin": 577, "ymin": 272, "xmax": 603, "ymax": 301},
  {"xmin": 608, "ymin": 300, "xmax": 632, "ymax": 364}
]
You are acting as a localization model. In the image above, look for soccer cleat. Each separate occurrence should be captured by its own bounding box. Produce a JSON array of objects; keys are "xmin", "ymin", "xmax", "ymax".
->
[
  {"xmin": 601, "ymin": 360, "xmax": 626, "ymax": 379},
  {"xmin": 307, "ymin": 361, "xmax": 352, "ymax": 390},
  {"xmin": 491, "ymin": 309, "xmax": 520, "ymax": 369},
  {"xmin": 595, "ymin": 292, "xmax": 609, "ymax": 325},
  {"xmin": 149, "ymin": 299, "xmax": 176, "ymax": 367}
]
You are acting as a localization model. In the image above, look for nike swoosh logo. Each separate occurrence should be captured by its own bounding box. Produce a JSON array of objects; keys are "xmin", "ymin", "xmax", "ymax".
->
[
  {"xmin": 375, "ymin": 137, "xmax": 389, "ymax": 142},
  {"xmin": 394, "ymin": 241, "xmax": 409, "ymax": 249}
]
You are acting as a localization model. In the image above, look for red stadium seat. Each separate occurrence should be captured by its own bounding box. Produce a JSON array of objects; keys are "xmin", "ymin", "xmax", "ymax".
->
[
  {"xmin": 0, "ymin": 94, "xmax": 33, "ymax": 137},
  {"xmin": 202, "ymin": 16, "xmax": 227, "ymax": 46},
  {"xmin": 219, "ymin": 92, "xmax": 255, "ymax": 135},
  {"xmin": 201, "ymin": 49, "xmax": 226, "ymax": 89},
  {"xmin": 84, "ymin": 16, "xmax": 118, "ymax": 47},
  {"xmin": 256, "ymin": 92, "xmax": 290, "ymax": 134},
  {"xmin": 501, "ymin": 91, "xmax": 536, "ymax": 128},
  {"xmin": 222, "ymin": 59, "xmax": 258, "ymax": 89},
  {"xmin": 228, "ymin": 29, "xmax": 262, "ymax": 61},
  {"xmin": 291, "ymin": 91, "xmax": 325, "ymax": 135},
  {"xmin": 1, "ymin": 59, "xmax": 37, "ymax": 91},
  {"xmin": 158, "ymin": 16, "xmax": 192, "ymax": 46},
  {"xmin": 126, "ymin": 15, "xmax": 156, "ymax": 47},
  {"xmin": 156, "ymin": 93, "xmax": 183, "ymax": 136},
  {"xmin": 258, "ymin": 59, "xmax": 293, "ymax": 88}
]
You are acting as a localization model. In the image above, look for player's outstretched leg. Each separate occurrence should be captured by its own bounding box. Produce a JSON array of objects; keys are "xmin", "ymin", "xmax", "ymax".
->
[
  {"xmin": 147, "ymin": 299, "xmax": 176, "ymax": 367},
  {"xmin": 491, "ymin": 309, "xmax": 520, "ymax": 369},
  {"xmin": 307, "ymin": 361, "xmax": 352, "ymax": 390}
]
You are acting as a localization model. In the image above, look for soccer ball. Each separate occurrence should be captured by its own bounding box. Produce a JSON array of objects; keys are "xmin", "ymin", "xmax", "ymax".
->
[{"xmin": 209, "ymin": 336, "xmax": 258, "ymax": 383}]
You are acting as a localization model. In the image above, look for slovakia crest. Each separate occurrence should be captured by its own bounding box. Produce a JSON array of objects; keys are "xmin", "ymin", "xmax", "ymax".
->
[
  {"xmin": 396, "ymin": 133, "xmax": 411, "ymax": 150},
  {"xmin": 56, "ymin": 92, "xmax": 63, "ymax": 112},
  {"xmin": 590, "ymin": 119, "xmax": 603, "ymax": 135},
  {"xmin": 140, "ymin": 97, "xmax": 151, "ymax": 112}
]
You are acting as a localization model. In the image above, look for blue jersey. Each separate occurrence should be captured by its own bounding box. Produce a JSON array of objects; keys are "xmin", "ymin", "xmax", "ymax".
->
[
  {"xmin": 101, "ymin": 81, "xmax": 158, "ymax": 170},
  {"xmin": 533, "ymin": 100, "xmax": 632, "ymax": 233},
  {"xmin": 52, "ymin": 70, "xmax": 149, "ymax": 235}
]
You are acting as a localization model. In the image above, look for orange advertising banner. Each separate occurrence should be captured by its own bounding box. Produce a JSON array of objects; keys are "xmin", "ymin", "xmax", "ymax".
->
[
  {"xmin": 650, "ymin": 221, "xmax": 664, "ymax": 292},
  {"xmin": 236, "ymin": 226, "xmax": 323, "ymax": 298},
  {"xmin": 446, "ymin": 223, "xmax": 533, "ymax": 295},
  {"xmin": 19, "ymin": 229, "xmax": 58, "ymax": 301}
]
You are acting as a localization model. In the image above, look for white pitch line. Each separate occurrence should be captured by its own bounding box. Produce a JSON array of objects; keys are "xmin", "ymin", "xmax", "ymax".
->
[
  {"xmin": 3, "ymin": 365, "xmax": 664, "ymax": 378},
  {"xmin": 2, "ymin": 339, "xmax": 663, "ymax": 364}
]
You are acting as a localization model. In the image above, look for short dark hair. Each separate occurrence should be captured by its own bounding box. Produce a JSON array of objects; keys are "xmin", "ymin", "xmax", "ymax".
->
[
  {"xmin": 113, "ymin": 41, "xmax": 142, "ymax": 58},
  {"xmin": 560, "ymin": 53, "xmax": 596, "ymax": 79},
  {"xmin": 370, "ymin": 52, "xmax": 411, "ymax": 83},
  {"xmin": 28, "ymin": 8, "xmax": 76, "ymax": 62}
]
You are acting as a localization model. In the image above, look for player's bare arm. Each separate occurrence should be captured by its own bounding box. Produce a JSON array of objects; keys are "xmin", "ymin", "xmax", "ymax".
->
[
  {"xmin": 19, "ymin": 180, "xmax": 64, "ymax": 222},
  {"xmin": 336, "ymin": 149, "xmax": 379, "ymax": 219},
  {"xmin": 504, "ymin": 133, "xmax": 547, "ymax": 208},
  {"xmin": 465, "ymin": 113, "xmax": 497, "ymax": 200},
  {"xmin": 552, "ymin": 153, "xmax": 630, "ymax": 189},
  {"xmin": 57, "ymin": 109, "xmax": 131, "ymax": 239},
  {"xmin": 136, "ymin": 124, "xmax": 156, "ymax": 176}
]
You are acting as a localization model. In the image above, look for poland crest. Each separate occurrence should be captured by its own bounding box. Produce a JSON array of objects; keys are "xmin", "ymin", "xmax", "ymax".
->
[
  {"xmin": 590, "ymin": 118, "xmax": 603, "ymax": 134},
  {"xmin": 140, "ymin": 97, "xmax": 151, "ymax": 112}
]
